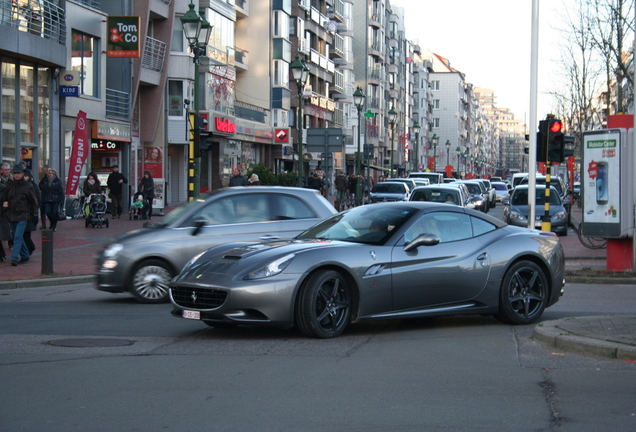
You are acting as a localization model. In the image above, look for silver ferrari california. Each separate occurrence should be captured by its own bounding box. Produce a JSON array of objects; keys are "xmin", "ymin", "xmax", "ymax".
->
[{"xmin": 170, "ymin": 202, "xmax": 565, "ymax": 338}]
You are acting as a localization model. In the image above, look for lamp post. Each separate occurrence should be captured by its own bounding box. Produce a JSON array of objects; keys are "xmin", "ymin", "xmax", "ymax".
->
[
  {"xmin": 413, "ymin": 121, "xmax": 421, "ymax": 172},
  {"xmin": 431, "ymin": 134, "xmax": 439, "ymax": 172},
  {"xmin": 353, "ymin": 86, "xmax": 366, "ymax": 204},
  {"xmin": 463, "ymin": 148, "xmax": 469, "ymax": 179},
  {"xmin": 455, "ymin": 146, "xmax": 461, "ymax": 179},
  {"xmin": 388, "ymin": 106, "xmax": 397, "ymax": 178},
  {"xmin": 290, "ymin": 56, "xmax": 310, "ymax": 188},
  {"xmin": 445, "ymin": 140, "xmax": 451, "ymax": 175},
  {"xmin": 181, "ymin": 2, "xmax": 211, "ymax": 200}
]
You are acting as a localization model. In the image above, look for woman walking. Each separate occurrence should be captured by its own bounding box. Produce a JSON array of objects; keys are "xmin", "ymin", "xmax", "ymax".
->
[
  {"xmin": 39, "ymin": 168, "xmax": 65, "ymax": 231},
  {"xmin": 138, "ymin": 170, "xmax": 155, "ymax": 219}
]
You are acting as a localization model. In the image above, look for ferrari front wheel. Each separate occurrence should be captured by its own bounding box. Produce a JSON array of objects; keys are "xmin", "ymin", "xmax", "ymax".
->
[
  {"xmin": 296, "ymin": 269, "xmax": 351, "ymax": 338},
  {"xmin": 495, "ymin": 260, "xmax": 549, "ymax": 325}
]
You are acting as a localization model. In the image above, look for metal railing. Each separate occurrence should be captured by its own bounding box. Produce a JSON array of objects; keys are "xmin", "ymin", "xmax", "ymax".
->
[
  {"xmin": 0, "ymin": 0, "xmax": 66, "ymax": 43},
  {"xmin": 142, "ymin": 36, "xmax": 166, "ymax": 72},
  {"xmin": 105, "ymin": 88, "xmax": 130, "ymax": 119}
]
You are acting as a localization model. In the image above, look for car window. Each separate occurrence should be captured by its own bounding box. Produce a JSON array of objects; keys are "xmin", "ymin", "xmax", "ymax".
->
[
  {"xmin": 512, "ymin": 189, "xmax": 561, "ymax": 206},
  {"xmin": 471, "ymin": 216, "xmax": 496, "ymax": 236},
  {"xmin": 272, "ymin": 194, "xmax": 318, "ymax": 220},
  {"xmin": 404, "ymin": 212, "xmax": 472, "ymax": 243},
  {"xmin": 373, "ymin": 183, "xmax": 405, "ymax": 193},
  {"xmin": 187, "ymin": 194, "xmax": 270, "ymax": 225}
]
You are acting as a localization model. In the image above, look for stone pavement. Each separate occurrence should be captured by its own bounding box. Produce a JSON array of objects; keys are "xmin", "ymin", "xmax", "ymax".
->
[{"xmin": 0, "ymin": 199, "xmax": 633, "ymax": 360}]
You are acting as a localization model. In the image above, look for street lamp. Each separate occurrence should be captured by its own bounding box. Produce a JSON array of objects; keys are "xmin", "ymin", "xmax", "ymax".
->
[
  {"xmin": 412, "ymin": 121, "xmax": 421, "ymax": 172},
  {"xmin": 388, "ymin": 106, "xmax": 397, "ymax": 178},
  {"xmin": 455, "ymin": 146, "xmax": 461, "ymax": 178},
  {"xmin": 445, "ymin": 140, "xmax": 451, "ymax": 174},
  {"xmin": 353, "ymin": 86, "xmax": 366, "ymax": 203},
  {"xmin": 290, "ymin": 56, "xmax": 310, "ymax": 188},
  {"xmin": 431, "ymin": 134, "xmax": 439, "ymax": 172},
  {"xmin": 181, "ymin": 2, "xmax": 211, "ymax": 200}
]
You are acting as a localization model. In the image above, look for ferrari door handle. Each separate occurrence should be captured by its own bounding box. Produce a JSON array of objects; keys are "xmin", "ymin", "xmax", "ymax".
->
[
  {"xmin": 260, "ymin": 235, "xmax": 282, "ymax": 240},
  {"xmin": 477, "ymin": 253, "xmax": 487, "ymax": 261}
]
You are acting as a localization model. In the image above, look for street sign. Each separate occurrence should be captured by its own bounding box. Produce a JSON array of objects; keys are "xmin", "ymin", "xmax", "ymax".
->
[{"xmin": 306, "ymin": 128, "xmax": 343, "ymax": 153}]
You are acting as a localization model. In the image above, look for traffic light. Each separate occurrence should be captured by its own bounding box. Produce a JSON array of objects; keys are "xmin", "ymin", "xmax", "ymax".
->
[
  {"xmin": 194, "ymin": 115, "xmax": 212, "ymax": 156},
  {"xmin": 547, "ymin": 118, "xmax": 565, "ymax": 163},
  {"xmin": 536, "ymin": 120, "xmax": 548, "ymax": 162}
]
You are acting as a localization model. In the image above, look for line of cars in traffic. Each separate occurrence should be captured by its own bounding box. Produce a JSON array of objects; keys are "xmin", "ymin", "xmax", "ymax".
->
[{"xmin": 95, "ymin": 179, "xmax": 566, "ymax": 339}]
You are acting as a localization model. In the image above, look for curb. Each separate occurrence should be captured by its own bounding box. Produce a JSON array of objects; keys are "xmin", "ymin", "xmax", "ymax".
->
[
  {"xmin": 0, "ymin": 275, "xmax": 95, "ymax": 290},
  {"xmin": 566, "ymin": 276, "xmax": 636, "ymax": 285},
  {"xmin": 533, "ymin": 316, "xmax": 636, "ymax": 359}
]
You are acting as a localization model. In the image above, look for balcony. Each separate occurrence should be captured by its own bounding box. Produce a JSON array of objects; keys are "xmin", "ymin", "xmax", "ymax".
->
[
  {"xmin": 326, "ymin": 0, "xmax": 345, "ymax": 22},
  {"xmin": 310, "ymin": 49, "xmax": 334, "ymax": 73},
  {"xmin": 235, "ymin": 0, "xmax": 248, "ymax": 18},
  {"xmin": 234, "ymin": 46, "xmax": 248, "ymax": 70},
  {"xmin": 0, "ymin": 0, "xmax": 66, "ymax": 43},
  {"xmin": 330, "ymin": 33, "xmax": 344, "ymax": 59},
  {"xmin": 298, "ymin": 37, "xmax": 310, "ymax": 55},
  {"xmin": 142, "ymin": 36, "xmax": 166, "ymax": 72}
]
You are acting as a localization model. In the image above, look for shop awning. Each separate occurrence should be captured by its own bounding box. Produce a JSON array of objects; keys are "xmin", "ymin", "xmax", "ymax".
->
[{"xmin": 363, "ymin": 164, "xmax": 393, "ymax": 172}]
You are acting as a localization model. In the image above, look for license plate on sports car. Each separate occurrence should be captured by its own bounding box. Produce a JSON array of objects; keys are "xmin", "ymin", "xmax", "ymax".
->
[{"xmin": 182, "ymin": 310, "xmax": 200, "ymax": 320}]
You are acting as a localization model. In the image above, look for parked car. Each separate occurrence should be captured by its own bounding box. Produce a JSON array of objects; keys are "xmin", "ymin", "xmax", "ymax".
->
[
  {"xmin": 503, "ymin": 185, "xmax": 568, "ymax": 236},
  {"xmin": 491, "ymin": 181, "xmax": 510, "ymax": 203},
  {"xmin": 409, "ymin": 185, "xmax": 474, "ymax": 209},
  {"xmin": 475, "ymin": 178, "xmax": 497, "ymax": 208},
  {"xmin": 170, "ymin": 202, "xmax": 565, "ymax": 338},
  {"xmin": 368, "ymin": 181, "xmax": 411, "ymax": 203},
  {"xmin": 519, "ymin": 175, "xmax": 571, "ymax": 225},
  {"xmin": 412, "ymin": 178, "xmax": 430, "ymax": 187},
  {"xmin": 95, "ymin": 187, "xmax": 337, "ymax": 303}
]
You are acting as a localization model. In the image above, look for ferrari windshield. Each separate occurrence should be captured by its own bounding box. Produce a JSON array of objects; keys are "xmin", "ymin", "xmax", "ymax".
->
[{"xmin": 297, "ymin": 204, "xmax": 418, "ymax": 245}]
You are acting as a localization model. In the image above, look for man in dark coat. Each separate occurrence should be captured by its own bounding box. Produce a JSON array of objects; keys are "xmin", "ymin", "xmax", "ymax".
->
[
  {"xmin": 228, "ymin": 169, "xmax": 248, "ymax": 186},
  {"xmin": 107, "ymin": 165, "xmax": 128, "ymax": 218},
  {"xmin": 0, "ymin": 164, "xmax": 38, "ymax": 265}
]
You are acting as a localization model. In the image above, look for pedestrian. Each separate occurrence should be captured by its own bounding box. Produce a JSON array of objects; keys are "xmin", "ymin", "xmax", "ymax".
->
[
  {"xmin": 39, "ymin": 167, "xmax": 65, "ymax": 231},
  {"xmin": 307, "ymin": 171, "xmax": 322, "ymax": 190},
  {"xmin": 334, "ymin": 170, "xmax": 347, "ymax": 204},
  {"xmin": 228, "ymin": 168, "xmax": 248, "ymax": 186},
  {"xmin": 349, "ymin": 173, "xmax": 358, "ymax": 201},
  {"xmin": 0, "ymin": 164, "xmax": 38, "ymax": 266},
  {"xmin": 138, "ymin": 170, "xmax": 155, "ymax": 219},
  {"xmin": 248, "ymin": 173, "xmax": 261, "ymax": 185},
  {"xmin": 0, "ymin": 162, "xmax": 12, "ymax": 260},
  {"xmin": 22, "ymin": 170, "xmax": 40, "ymax": 254},
  {"xmin": 106, "ymin": 164, "xmax": 128, "ymax": 218}
]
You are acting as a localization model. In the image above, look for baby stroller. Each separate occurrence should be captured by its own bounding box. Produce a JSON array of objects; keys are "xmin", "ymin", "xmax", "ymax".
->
[
  {"xmin": 85, "ymin": 193, "xmax": 109, "ymax": 228},
  {"xmin": 129, "ymin": 193, "xmax": 149, "ymax": 220}
]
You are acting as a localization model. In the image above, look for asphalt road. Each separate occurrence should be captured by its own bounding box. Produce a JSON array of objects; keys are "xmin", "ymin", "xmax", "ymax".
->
[{"xmin": 0, "ymin": 282, "xmax": 634, "ymax": 432}]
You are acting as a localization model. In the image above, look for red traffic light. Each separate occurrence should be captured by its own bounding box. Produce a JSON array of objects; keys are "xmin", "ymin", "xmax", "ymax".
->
[{"xmin": 549, "ymin": 120, "xmax": 563, "ymax": 133}]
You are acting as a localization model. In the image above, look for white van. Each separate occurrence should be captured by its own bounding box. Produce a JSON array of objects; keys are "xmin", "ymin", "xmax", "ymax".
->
[{"xmin": 408, "ymin": 172, "xmax": 443, "ymax": 184}]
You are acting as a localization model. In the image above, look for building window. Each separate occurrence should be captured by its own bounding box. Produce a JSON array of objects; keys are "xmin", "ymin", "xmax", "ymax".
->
[
  {"xmin": 171, "ymin": 26, "xmax": 184, "ymax": 52},
  {"xmin": 431, "ymin": 80, "xmax": 440, "ymax": 90},
  {"xmin": 272, "ymin": 59, "xmax": 289, "ymax": 88},
  {"xmin": 433, "ymin": 99, "xmax": 440, "ymax": 109},
  {"xmin": 168, "ymin": 80, "xmax": 185, "ymax": 117},
  {"xmin": 71, "ymin": 30, "xmax": 98, "ymax": 97},
  {"xmin": 433, "ymin": 118, "xmax": 440, "ymax": 128}
]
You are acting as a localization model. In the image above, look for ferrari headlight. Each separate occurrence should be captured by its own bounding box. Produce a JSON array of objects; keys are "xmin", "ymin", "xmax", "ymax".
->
[
  {"xmin": 103, "ymin": 243, "xmax": 123, "ymax": 258},
  {"xmin": 183, "ymin": 251, "xmax": 206, "ymax": 271},
  {"xmin": 244, "ymin": 254, "xmax": 295, "ymax": 280}
]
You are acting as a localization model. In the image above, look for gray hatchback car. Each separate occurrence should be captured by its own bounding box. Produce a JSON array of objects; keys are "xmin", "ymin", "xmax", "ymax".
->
[{"xmin": 96, "ymin": 187, "xmax": 337, "ymax": 303}]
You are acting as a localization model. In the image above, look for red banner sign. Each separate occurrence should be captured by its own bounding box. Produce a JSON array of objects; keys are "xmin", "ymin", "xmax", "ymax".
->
[{"xmin": 66, "ymin": 111, "xmax": 89, "ymax": 195}]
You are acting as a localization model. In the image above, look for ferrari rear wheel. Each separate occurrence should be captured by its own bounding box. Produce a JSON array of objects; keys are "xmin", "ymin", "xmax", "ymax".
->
[
  {"xmin": 296, "ymin": 269, "xmax": 351, "ymax": 338},
  {"xmin": 495, "ymin": 261, "xmax": 549, "ymax": 325}
]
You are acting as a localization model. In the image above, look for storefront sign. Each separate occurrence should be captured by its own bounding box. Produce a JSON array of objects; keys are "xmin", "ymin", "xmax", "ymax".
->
[
  {"xmin": 92, "ymin": 121, "xmax": 131, "ymax": 142},
  {"xmin": 107, "ymin": 16, "xmax": 140, "ymax": 58},
  {"xmin": 91, "ymin": 139, "xmax": 122, "ymax": 150},
  {"xmin": 215, "ymin": 117, "xmax": 236, "ymax": 133}
]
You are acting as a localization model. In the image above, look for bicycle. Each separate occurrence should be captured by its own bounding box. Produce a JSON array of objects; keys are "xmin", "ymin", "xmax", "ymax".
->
[{"xmin": 577, "ymin": 223, "xmax": 607, "ymax": 249}]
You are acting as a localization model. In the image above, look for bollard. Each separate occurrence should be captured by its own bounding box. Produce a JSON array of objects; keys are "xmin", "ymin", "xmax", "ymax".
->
[{"xmin": 41, "ymin": 228, "xmax": 54, "ymax": 274}]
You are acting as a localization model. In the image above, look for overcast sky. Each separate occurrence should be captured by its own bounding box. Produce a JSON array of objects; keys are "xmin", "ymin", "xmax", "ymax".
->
[{"xmin": 395, "ymin": 0, "xmax": 566, "ymax": 125}]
